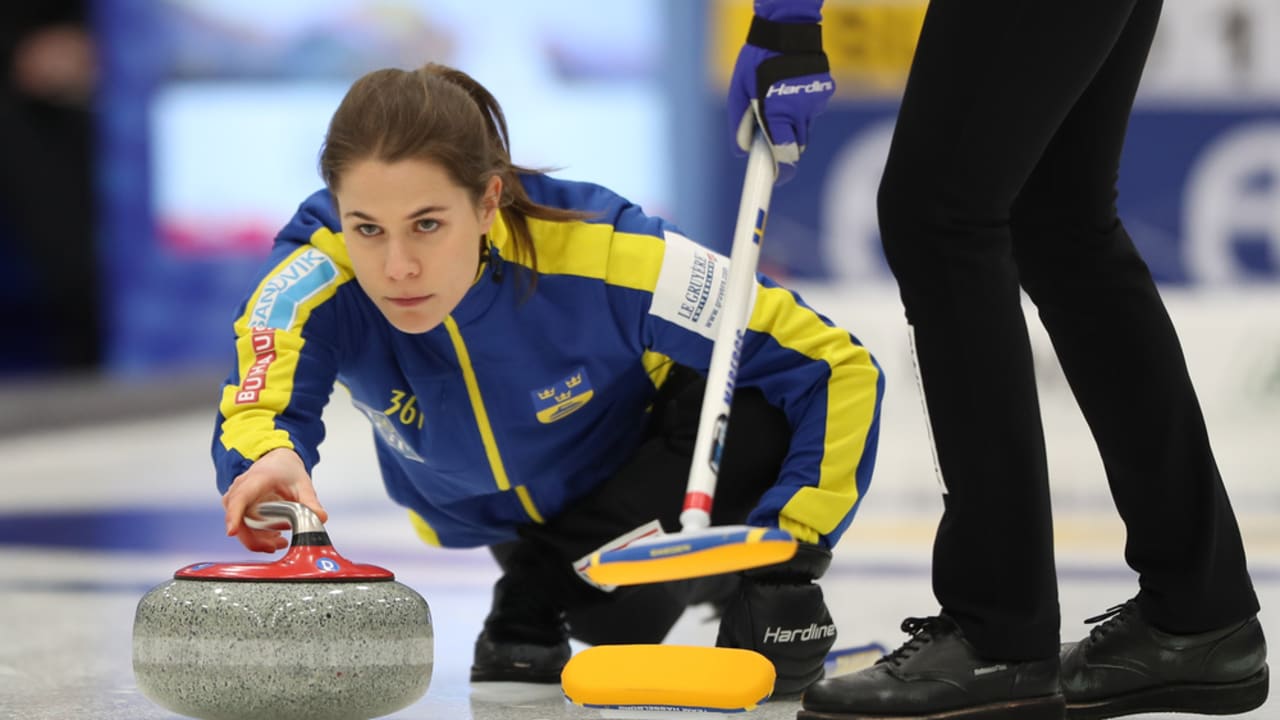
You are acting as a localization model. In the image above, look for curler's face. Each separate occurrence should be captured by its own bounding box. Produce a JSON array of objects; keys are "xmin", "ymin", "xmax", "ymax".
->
[{"xmin": 336, "ymin": 158, "xmax": 499, "ymax": 334}]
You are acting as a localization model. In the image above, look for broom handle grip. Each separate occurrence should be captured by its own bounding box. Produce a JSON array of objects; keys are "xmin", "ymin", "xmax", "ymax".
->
[{"xmin": 679, "ymin": 134, "xmax": 776, "ymax": 532}]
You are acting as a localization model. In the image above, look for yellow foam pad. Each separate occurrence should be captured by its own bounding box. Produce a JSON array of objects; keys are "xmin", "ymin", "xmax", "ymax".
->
[
  {"xmin": 585, "ymin": 528, "xmax": 797, "ymax": 586},
  {"xmin": 562, "ymin": 644, "xmax": 775, "ymax": 712}
]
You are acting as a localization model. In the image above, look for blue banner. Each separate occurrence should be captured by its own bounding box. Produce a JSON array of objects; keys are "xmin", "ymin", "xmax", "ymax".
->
[{"xmin": 710, "ymin": 102, "xmax": 1280, "ymax": 287}]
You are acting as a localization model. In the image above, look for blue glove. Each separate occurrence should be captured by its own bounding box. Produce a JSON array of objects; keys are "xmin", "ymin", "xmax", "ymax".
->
[{"xmin": 727, "ymin": 0, "xmax": 834, "ymax": 185}]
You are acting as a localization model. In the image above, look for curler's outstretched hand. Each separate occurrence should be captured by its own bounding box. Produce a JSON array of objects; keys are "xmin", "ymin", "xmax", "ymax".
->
[{"xmin": 222, "ymin": 447, "xmax": 328, "ymax": 553}]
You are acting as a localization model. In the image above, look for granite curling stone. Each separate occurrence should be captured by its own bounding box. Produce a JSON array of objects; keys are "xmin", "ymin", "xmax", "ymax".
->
[{"xmin": 132, "ymin": 501, "xmax": 433, "ymax": 720}]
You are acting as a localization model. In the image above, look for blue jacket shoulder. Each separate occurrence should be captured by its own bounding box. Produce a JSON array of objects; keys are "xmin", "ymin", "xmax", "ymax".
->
[
  {"xmin": 518, "ymin": 173, "xmax": 676, "ymax": 238},
  {"xmin": 274, "ymin": 189, "xmax": 341, "ymax": 248}
]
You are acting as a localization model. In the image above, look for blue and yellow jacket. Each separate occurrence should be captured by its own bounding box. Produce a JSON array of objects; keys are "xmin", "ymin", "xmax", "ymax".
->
[{"xmin": 213, "ymin": 174, "xmax": 883, "ymax": 549}]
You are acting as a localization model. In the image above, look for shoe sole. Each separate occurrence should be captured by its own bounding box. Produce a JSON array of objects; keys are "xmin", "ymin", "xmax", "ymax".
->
[
  {"xmin": 469, "ymin": 667, "xmax": 563, "ymax": 683},
  {"xmin": 1066, "ymin": 665, "xmax": 1269, "ymax": 720},
  {"xmin": 797, "ymin": 693, "xmax": 1066, "ymax": 720}
]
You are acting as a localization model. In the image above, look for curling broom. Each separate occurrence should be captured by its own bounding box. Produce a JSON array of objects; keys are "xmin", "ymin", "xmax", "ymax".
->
[{"xmin": 584, "ymin": 133, "xmax": 798, "ymax": 587}]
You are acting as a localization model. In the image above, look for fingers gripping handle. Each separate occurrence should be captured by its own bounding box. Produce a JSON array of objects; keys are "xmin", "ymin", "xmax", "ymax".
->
[{"xmin": 680, "ymin": 135, "xmax": 777, "ymax": 532}]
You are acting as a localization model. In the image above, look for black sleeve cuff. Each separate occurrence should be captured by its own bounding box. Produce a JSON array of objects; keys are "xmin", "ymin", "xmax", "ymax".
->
[{"xmin": 747, "ymin": 15, "xmax": 824, "ymax": 54}]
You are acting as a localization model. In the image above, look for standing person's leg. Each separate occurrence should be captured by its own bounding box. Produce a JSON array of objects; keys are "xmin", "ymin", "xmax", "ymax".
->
[
  {"xmin": 1010, "ymin": 0, "xmax": 1259, "ymax": 634},
  {"xmin": 876, "ymin": 0, "xmax": 1145, "ymax": 660},
  {"xmin": 802, "ymin": 1, "xmax": 1146, "ymax": 718},
  {"xmin": 1011, "ymin": 1, "xmax": 1268, "ymax": 714}
]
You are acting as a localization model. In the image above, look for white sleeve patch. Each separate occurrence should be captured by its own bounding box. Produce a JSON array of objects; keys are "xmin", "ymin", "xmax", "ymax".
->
[
  {"xmin": 650, "ymin": 230, "xmax": 734, "ymax": 341},
  {"xmin": 248, "ymin": 247, "xmax": 339, "ymax": 330}
]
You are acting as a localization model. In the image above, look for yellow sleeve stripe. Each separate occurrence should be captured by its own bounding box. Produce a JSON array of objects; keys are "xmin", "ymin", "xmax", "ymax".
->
[
  {"xmin": 310, "ymin": 226, "xmax": 355, "ymax": 270},
  {"xmin": 217, "ymin": 338, "xmax": 299, "ymax": 457},
  {"xmin": 409, "ymin": 510, "xmax": 442, "ymax": 547},
  {"xmin": 748, "ymin": 285, "xmax": 881, "ymax": 538},
  {"xmin": 489, "ymin": 213, "xmax": 666, "ymax": 292},
  {"xmin": 218, "ymin": 228, "xmax": 354, "ymax": 459},
  {"xmin": 778, "ymin": 515, "xmax": 821, "ymax": 545},
  {"xmin": 603, "ymin": 228, "xmax": 666, "ymax": 291},
  {"xmin": 641, "ymin": 350, "xmax": 674, "ymax": 389}
]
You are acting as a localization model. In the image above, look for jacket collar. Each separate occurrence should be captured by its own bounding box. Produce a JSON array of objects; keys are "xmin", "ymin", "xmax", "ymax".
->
[{"xmin": 447, "ymin": 216, "xmax": 510, "ymax": 326}]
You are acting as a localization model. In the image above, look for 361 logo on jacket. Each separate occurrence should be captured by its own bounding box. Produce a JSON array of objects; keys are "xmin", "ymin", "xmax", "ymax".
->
[{"xmin": 531, "ymin": 367, "xmax": 594, "ymax": 424}]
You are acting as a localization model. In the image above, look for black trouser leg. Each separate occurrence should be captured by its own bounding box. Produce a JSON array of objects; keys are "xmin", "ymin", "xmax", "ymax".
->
[
  {"xmin": 489, "ymin": 364, "xmax": 791, "ymax": 645},
  {"xmin": 878, "ymin": 0, "xmax": 1161, "ymax": 659},
  {"xmin": 1009, "ymin": 0, "xmax": 1259, "ymax": 635}
]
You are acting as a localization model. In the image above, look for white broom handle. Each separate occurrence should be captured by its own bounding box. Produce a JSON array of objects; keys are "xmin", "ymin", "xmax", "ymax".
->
[{"xmin": 680, "ymin": 134, "xmax": 776, "ymax": 532}]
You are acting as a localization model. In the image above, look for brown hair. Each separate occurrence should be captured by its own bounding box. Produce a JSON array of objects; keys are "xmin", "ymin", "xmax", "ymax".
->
[{"xmin": 319, "ymin": 63, "xmax": 588, "ymax": 274}]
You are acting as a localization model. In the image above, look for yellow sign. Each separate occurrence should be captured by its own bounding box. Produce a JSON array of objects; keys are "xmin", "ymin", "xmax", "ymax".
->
[{"xmin": 710, "ymin": 0, "xmax": 928, "ymax": 98}]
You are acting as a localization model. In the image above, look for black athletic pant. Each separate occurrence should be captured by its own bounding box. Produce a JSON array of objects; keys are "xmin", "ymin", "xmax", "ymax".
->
[
  {"xmin": 488, "ymin": 364, "xmax": 792, "ymax": 645},
  {"xmin": 877, "ymin": 0, "xmax": 1259, "ymax": 660}
]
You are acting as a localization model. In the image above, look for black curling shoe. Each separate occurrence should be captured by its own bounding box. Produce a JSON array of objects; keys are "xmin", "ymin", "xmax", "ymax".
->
[
  {"xmin": 1060, "ymin": 599, "xmax": 1268, "ymax": 719},
  {"xmin": 469, "ymin": 629, "xmax": 571, "ymax": 684},
  {"xmin": 799, "ymin": 615, "xmax": 1065, "ymax": 720},
  {"xmin": 470, "ymin": 551, "xmax": 573, "ymax": 684}
]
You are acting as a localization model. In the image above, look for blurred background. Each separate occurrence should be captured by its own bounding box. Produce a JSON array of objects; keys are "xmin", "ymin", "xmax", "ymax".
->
[
  {"xmin": 1, "ymin": 0, "xmax": 1277, "ymax": 389},
  {"xmin": 0, "ymin": 0, "xmax": 1273, "ymax": 372},
  {"xmin": 0, "ymin": 1, "xmax": 1277, "ymax": 717},
  {"xmin": 0, "ymin": 0, "xmax": 1276, "ymax": 531},
  {"xmin": 0, "ymin": 0, "xmax": 1273, "ymax": 550}
]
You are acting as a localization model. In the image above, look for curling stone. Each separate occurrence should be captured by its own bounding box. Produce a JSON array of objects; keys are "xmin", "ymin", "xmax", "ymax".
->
[{"xmin": 132, "ymin": 501, "xmax": 432, "ymax": 720}]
